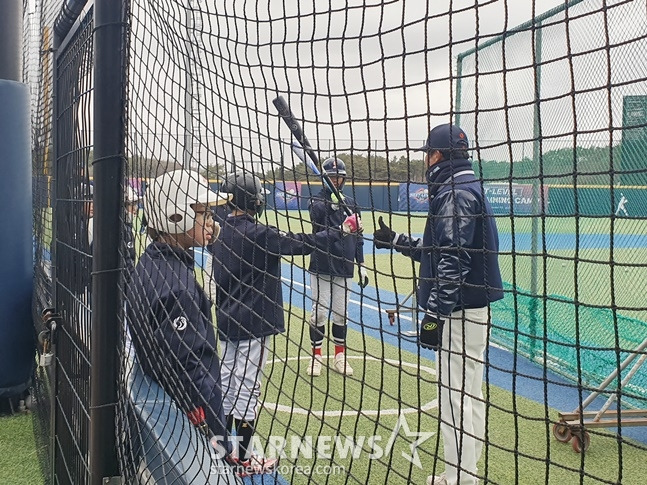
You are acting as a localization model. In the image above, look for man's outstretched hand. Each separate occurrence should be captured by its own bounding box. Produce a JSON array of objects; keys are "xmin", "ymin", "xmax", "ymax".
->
[{"xmin": 373, "ymin": 216, "xmax": 396, "ymax": 249}]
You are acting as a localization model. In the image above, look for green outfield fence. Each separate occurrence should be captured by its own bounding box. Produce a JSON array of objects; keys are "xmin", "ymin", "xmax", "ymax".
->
[{"xmin": 457, "ymin": 0, "xmax": 647, "ymax": 409}]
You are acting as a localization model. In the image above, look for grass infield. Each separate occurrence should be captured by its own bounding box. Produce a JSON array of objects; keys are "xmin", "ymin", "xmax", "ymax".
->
[
  {"xmin": 15, "ymin": 209, "xmax": 644, "ymax": 483},
  {"xmin": 0, "ymin": 413, "xmax": 43, "ymax": 485}
]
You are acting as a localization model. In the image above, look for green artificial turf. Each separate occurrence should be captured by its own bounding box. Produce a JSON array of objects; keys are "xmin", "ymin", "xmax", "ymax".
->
[
  {"xmin": 254, "ymin": 307, "xmax": 647, "ymax": 484},
  {"xmin": 0, "ymin": 413, "xmax": 44, "ymax": 485}
]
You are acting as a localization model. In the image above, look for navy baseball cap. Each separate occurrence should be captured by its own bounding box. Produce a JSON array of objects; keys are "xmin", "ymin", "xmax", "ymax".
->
[{"xmin": 415, "ymin": 123, "xmax": 470, "ymax": 153}]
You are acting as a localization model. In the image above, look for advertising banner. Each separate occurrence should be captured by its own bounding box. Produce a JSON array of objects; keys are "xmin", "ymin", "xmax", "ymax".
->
[
  {"xmin": 398, "ymin": 183, "xmax": 429, "ymax": 211},
  {"xmin": 398, "ymin": 182, "xmax": 548, "ymax": 214},
  {"xmin": 484, "ymin": 184, "xmax": 548, "ymax": 215},
  {"xmin": 275, "ymin": 182, "xmax": 301, "ymax": 210}
]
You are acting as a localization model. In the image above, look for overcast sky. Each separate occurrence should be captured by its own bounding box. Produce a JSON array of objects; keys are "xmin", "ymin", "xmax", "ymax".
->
[{"xmin": 125, "ymin": 0, "xmax": 645, "ymax": 173}]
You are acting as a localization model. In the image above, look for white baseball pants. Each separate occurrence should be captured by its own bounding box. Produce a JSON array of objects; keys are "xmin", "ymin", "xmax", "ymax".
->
[
  {"xmin": 309, "ymin": 274, "xmax": 350, "ymax": 328},
  {"xmin": 437, "ymin": 307, "xmax": 489, "ymax": 485},
  {"xmin": 219, "ymin": 337, "xmax": 270, "ymax": 422}
]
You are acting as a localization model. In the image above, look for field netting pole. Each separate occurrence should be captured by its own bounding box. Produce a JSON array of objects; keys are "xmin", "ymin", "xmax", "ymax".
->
[
  {"xmin": 89, "ymin": 0, "xmax": 125, "ymax": 482},
  {"xmin": 49, "ymin": 25, "xmax": 60, "ymax": 485},
  {"xmin": 529, "ymin": 20, "xmax": 543, "ymax": 361},
  {"xmin": 50, "ymin": 19, "xmax": 68, "ymax": 484},
  {"xmin": 183, "ymin": 2, "xmax": 195, "ymax": 170}
]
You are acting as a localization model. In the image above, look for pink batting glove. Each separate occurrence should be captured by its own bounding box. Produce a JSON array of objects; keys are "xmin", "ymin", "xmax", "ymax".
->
[{"xmin": 342, "ymin": 214, "xmax": 363, "ymax": 234}]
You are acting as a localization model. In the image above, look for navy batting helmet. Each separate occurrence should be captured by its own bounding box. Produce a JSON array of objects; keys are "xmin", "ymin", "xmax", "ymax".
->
[
  {"xmin": 322, "ymin": 157, "xmax": 346, "ymax": 190},
  {"xmin": 222, "ymin": 171, "xmax": 266, "ymax": 217}
]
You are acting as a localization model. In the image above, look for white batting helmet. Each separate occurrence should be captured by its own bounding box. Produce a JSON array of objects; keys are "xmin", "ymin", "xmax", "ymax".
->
[{"xmin": 144, "ymin": 169, "xmax": 230, "ymax": 234}]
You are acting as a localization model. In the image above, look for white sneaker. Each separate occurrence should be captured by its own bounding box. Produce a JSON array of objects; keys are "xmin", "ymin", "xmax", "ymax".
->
[
  {"xmin": 426, "ymin": 473, "xmax": 479, "ymax": 485},
  {"xmin": 306, "ymin": 355, "xmax": 322, "ymax": 376},
  {"xmin": 426, "ymin": 474, "xmax": 448, "ymax": 485},
  {"xmin": 333, "ymin": 352, "xmax": 354, "ymax": 376}
]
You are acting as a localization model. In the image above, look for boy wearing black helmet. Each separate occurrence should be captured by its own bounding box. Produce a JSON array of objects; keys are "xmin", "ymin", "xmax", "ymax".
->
[{"xmin": 211, "ymin": 170, "xmax": 362, "ymax": 476}]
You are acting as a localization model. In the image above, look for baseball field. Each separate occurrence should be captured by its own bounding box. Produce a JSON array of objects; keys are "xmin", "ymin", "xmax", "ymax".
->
[
  {"xmin": 9, "ymin": 209, "xmax": 645, "ymax": 484},
  {"xmin": 218, "ymin": 211, "xmax": 647, "ymax": 484}
]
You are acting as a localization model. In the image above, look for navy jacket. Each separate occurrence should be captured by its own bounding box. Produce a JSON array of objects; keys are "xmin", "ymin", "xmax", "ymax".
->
[
  {"xmin": 126, "ymin": 242, "xmax": 228, "ymax": 441},
  {"xmin": 212, "ymin": 213, "xmax": 345, "ymax": 341},
  {"xmin": 396, "ymin": 165, "xmax": 504, "ymax": 316},
  {"xmin": 308, "ymin": 189, "xmax": 364, "ymax": 277}
]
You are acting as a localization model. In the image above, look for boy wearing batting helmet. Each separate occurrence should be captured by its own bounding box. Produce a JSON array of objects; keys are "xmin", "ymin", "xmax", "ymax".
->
[
  {"xmin": 210, "ymin": 170, "xmax": 362, "ymax": 476},
  {"xmin": 125, "ymin": 169, "xmax": 233, "ymax": 457},
  {"xmin": 306, "ymin": 157, "xmax": 368, "ymax": 377}
]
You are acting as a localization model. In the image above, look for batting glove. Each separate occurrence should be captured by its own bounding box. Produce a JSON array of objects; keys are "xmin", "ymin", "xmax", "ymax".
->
[
  {"xmin": 373, "ymin": 216, "xmax": 398, "ymax": 249},
  {"xmin": 358, "ymin": 264, "xmax": 369, "ymax": 288},
  {"xmin": 341, "ymin": 214, "xmax": 362, "ymax": 234},
  {"xmin": 419, "ymin": 314, "xmax": 444, "ymax": 349},
  {"xmin": 187, "ymin": 406, "xmax": 211, "ymax": 437}
]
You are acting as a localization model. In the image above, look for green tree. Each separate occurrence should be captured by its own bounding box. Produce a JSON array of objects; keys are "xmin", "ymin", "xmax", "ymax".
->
[{"xmin": 272, "ymin": 152, "xmax": 426, "ymax": 184}]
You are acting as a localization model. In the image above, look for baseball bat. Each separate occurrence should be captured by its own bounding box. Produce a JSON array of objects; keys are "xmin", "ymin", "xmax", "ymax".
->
[
  {"xmin": 272, "ymin": 96, "xmax": 353, "ymax": 217},
  {"xmin": 290, "ymin": 141, "xmax": 354, "ymax": 217},
  {"xmin": 290, "ymin": 141, "xmax": 321, "ymax": 177}
]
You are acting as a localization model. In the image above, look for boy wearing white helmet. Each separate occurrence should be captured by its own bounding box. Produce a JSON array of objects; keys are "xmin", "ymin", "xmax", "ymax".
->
[{"xmin": 126, "ymin": 169, "xmax": 233, "ymax": 457}]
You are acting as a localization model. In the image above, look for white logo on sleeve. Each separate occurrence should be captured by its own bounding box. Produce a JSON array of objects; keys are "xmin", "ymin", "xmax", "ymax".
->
[{"xmin": 172, "ymin": 316, "xmax": 188, "ymax": 331}]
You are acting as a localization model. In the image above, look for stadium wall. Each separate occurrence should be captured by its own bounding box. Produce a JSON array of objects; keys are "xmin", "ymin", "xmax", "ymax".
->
[
  {"xmin": 548, "ymin": 186, "xmax": 647, "ymax": 217},
  {"xmin": 258, "ymin": 181, "xmax": 647, "ymax": 218}
]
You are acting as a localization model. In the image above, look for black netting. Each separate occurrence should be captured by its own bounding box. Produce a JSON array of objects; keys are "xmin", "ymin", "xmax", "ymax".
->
[
  {"xmin": 24, "ymin": 1, "xmax": 647, "ymax": 484},
  {"xmin": 27, "ymin": 0, "xmax": 66, "ymax": 483},
  {"xmin": 52, "ymin": 9, "xmax": 95, "ymax": 484},
  {"xmin": 28, "ymin": 3, "xmax": 95, "ymax": 484}
]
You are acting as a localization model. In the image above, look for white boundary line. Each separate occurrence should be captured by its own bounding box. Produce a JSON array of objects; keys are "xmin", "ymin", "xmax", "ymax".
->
[
  {"xmin": 262, "ymin": 355, "xmax": 437, "ymax": 417},
  {"xmin": 282, "ymin": 274, "xmax": 506, "ymax": 350},
  {"xmin": 282, "ymin": 275, "xmax": 413, "ymax": 322}
]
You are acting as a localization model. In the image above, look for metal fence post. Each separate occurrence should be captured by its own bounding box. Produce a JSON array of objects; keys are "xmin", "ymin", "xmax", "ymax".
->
[
  {"xmin": 529, "ymin": 20, "xmax": 543, "ymax": 360},
  {"xmin": 90, "ymin": 0, "xmax": 126, "ymax": 482}
]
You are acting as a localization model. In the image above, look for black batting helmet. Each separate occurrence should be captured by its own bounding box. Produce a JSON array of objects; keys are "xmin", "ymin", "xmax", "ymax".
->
[{"xmin": 222, "ymin": 171, "xmax": 266, "ymax": 217}]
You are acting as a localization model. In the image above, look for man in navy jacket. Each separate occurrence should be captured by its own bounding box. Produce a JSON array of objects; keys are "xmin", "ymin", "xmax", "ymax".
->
[{"xmin": 374, "ymin": 124, "xmax": 503, "ymax": 485}]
